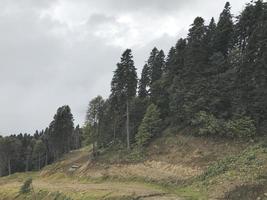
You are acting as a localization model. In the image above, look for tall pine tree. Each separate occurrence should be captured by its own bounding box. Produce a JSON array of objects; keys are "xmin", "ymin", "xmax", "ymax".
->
[
  {"xmin": 138, "ymin": 64, "xmax": 150, "ymax": 98},
  {"xmin": 214, "ymin": 2, "xmax": 234, "ymax": 56},
  {"xmin": 111, "ymin": 49, "xmax": 137, "ymax": 149}
]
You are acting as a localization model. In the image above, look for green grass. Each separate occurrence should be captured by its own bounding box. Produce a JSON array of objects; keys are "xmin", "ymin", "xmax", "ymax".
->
[
  {"xmin": 96, "ymin": 144, "xmax": 146, "ymax": 164},
  {"xmin": 196, "ymin": 143, "xmax": 267, "ymax": 184}
]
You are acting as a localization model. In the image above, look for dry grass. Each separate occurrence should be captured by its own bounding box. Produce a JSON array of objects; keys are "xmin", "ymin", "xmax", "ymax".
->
[{"xmin": 1, "ymin": 132, "xmax": 267, "ymax": 200}]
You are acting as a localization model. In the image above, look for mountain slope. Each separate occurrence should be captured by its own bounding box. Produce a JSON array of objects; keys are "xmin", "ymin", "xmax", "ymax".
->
[{"xmin": 1, "ymin": 131, "xmax": 267, "ymax": 200}]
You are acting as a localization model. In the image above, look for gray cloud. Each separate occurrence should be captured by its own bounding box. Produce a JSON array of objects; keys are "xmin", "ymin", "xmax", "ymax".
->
[{"xmin": 0, "ymin": 0, "xmax": 249, "ymax": 135}]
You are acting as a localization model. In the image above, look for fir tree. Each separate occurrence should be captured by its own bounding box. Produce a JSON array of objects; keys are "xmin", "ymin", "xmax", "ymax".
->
[
  {"xmin": 110, "ymin": 49, "xmax": 138, "ymax": 149},
  {"xmin": 138, "ymin": 64, "xmax": 150, "ymax": 98},
  {"xmin": 147, "ymin": 47, "xmax": 159, "ymax": 86},
  {"xmin": 135, "ymin": 104, "xmax": 161, "ymax": 147},
  {"xmin": 32, "ymin": 140, "xmax": 46, "ymax": 170},
  {"xmin": 86, "ymin": 96, "xmax": 105, "ymax": 156},
  {"xmin": 49, "ymin": 105, "xmax": 74, "ymax": 159},
  {"xmin": 214, "ymin": 2, "xmax": 234, "ymax": 56},
  {"xmin": 205, "ymin": 17, "xmax": 217, "ymax": 57}
]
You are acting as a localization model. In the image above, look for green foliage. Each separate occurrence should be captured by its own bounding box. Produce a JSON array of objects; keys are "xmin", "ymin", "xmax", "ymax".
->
[
  {"xmin": 136, "ymin": 104, "xmax": 161, "ymax": 146},
  {"xmin": 225, "ymin": 116, "xmax": 256, "ymax": 138},
  {"xmin": 32, "ymin": 140, "xmax": 47, "ymax": 170},
  {"xmin": 138, "ymin": 64, "xmax": 150, "ymax": 98},
  {"xmin": 2, "ymin": 0, "xmax": 267, "ymax": 178},
  {"xmin": 199, "ymin": 157, "xmax": 234, "ymax": 180},
  {"xmin": 85, "ymin": 96, "xmax": 105, "ymax": 154},
  {"xmin": 0, "ymin": 136, "xmax": 22, "ymax": 176},
  {"xmin": 125, "ymin": 147, "xmax": 146, "ymax": 162},
  {"xmin": 130, "ymin": 97, "xmax": 149, "ymax": 140},
  {"xmin": 213, "ymin": 2, "xmax": 234, "ymax": 56},
  {"xmin": 86, "ymin": 96, "xmax": 105, "ymax": 126},
  {"xmin": 82, "ymin": 123, "xmax": 93, "ymax": 146},
  {"xmin": 193, "ymin": 111, "xmax": 256, "ymax": 138},
  {"xmin": 192, "ymin": 111, "xmax": 222, "ymax": 136},
  {"xmin": 49, "ymin": 105, "xmax": 74, "ymax": 158},
  {"xmin": 111, "ymin": 49, "xmax": 137, "ymax": 106},
  {"xmin": 20, "ymin": 178, "xmax": 32, "ymax": 194},
  {"xmin": 110, "ymin": 49, "xmax": 138, "ymax": 149},
  {"xmin": 198, "ymin": 144, "xmax": 266, "ymax": 182}
]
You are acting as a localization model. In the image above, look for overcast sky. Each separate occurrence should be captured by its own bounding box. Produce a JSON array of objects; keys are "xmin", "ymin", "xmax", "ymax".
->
[{"xmin": 0, "ymin": 0, "xmax": 249, "ymax": 135}]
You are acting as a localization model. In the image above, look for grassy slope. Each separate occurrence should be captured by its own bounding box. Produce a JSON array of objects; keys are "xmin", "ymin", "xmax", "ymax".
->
[{"xmin": 1, "ymin": 129, "xmax": 267, "ymax": 200}]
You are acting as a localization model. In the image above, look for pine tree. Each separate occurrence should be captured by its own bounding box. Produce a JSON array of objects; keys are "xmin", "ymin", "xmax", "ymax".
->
[
  {"xmin": 147, "ymin": 47, "xmax": 159, "ymax": 86},
  {"xmin": 175, "ymin": 39, "xmax": 187, "ymax": 74},
  {"xmin": 214, "ymin": 2, "xmax": 234, "ymax": 56},
  {"xmin": 149, "ymin": 48, "xmax": 165, "ymax": 86},
  {"xmin": 138, "ymin": 64, "xmax": 150, "ymax": 98},
  {"xmin": 110, "ymin": 49, "xmax": 138, "ymax": 149},
  {"xmin": 86, "ymin": 96, "xmax": 105, "ymax": 157},
  {"xmin": 49, "ymin": 105, "xmax": 74, "ymax": 159},
  {"xmin": 186, "ymin": 17, "xmax": 208, "ymax": 78},
  {"xmin": 168, "ymin": 39, "xmax": 187, "ymax": 124},
  {"xmin": 130, "ymin": 97, "xmax": 149, "ymax": 141},
  {"xmin": 205, "ymin": 18, "xmax": 217, "ymax": 57},
  {"xmin": 150, "ymin": 50, "xmax": 165, "ymax": 95},
  {"xmin": 235, "ymin": 0, "xmax": 264, "ymax": 53},
  {"xmin": 237, "ymin": 1, "xmax": 267, "ymax": 126},
  {"xmin": 164, "ymin": 46, "xmax": 177, "ymax": 88},
  {"xmin": 32, "ymin": 140, "xmax": 46, "ymax": 170},
  {"xmin": 72, "ymin": 125, "xmax": 81, "ymax": 150},
  {"xmin": 177, "ymin": 17, "xmax": 209, "ymax": 122},
  {"xmin": 165, "ymin": 47, "xmax": 176, "ymax": 75},
  {"xmin": 135, "ymin": 104, "xmax": 161, "ymax": 147},
  {"xmin": 0, "ymin": 137, "xmax": 22, "ymax": 176}
]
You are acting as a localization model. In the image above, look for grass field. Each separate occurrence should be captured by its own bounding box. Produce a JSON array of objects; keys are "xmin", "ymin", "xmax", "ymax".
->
[{"xmin": 1, "ymin": 131, "xmax": 267, "ymax": 200}]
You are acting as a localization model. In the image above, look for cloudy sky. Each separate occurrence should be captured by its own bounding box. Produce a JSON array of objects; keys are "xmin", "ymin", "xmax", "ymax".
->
[{"xmin": 0, "ymin": 0, "xmax": 249, "ymax": 135}]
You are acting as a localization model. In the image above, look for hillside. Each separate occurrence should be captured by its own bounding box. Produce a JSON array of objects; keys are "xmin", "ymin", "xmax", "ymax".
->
[{"xmin": 1, "ymin": 130, "xmax": 267, "ymax": 200}]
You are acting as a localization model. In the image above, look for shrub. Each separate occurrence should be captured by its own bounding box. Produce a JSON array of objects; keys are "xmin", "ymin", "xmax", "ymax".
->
[
  {"xmin": 192, "ymin": 111, "xmax": 222, "ymax": 136},
  {"xmin": 193, "ymin": 111, "xmax": 256, "ymax": 138},
  {"xmin": 225, "ymin": 116, "xmax": 256, "ymax": 138},
  {"xmin": 20, "ymin": 178, "xmax": 32, "ymax": 194}
]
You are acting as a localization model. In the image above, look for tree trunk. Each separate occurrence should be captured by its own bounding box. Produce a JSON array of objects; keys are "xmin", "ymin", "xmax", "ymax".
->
[
  {"xmin": 126, "ymin": 99, "xmax": 130, "ymax": 149},
  {"xmin": 38, "ymin": 153, "xmax": 41, "ymax": 171},
  {"xmin": 25, "ymin": 156, "xmax": 29, "ymax": 172},
  {"xmin": 75, "ymin": 133, "xmax": 78, "ymax": 149},
  {"xmin": 92, "ymin": 142, "xmax": 96, "ymax": 158},
  {"xmin": 45, "ymin": 153, "xmax": 48, "ymax": 166},
  {"xmin": 8, "ymin": 159, "xmax": 11, "ymax": 176},
  {"xmin": 113, "ymin": 118, "xmax": 116, "ymax": 141},
  {"xmin": 67, "ymin": 136, "xmax": 70, "ymax": 153}
]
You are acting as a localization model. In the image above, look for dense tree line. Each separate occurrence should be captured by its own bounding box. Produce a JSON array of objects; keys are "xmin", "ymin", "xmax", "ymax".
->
[
  {"xmin": 84, "ymin": 1, "xmax": 267, "ymax": 152},
  {"xmin": 1, "ymin": 0, "xmax": 266, "ymax": 176},
  {"xmin": 0, "ymin": 106, "xmax": 82, "ymax": 177}
]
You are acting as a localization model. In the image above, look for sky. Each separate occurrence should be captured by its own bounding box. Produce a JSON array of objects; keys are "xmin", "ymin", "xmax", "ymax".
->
[{"xmin": 0, "ymin": 0, "xmax": 249, "ymax": 135}]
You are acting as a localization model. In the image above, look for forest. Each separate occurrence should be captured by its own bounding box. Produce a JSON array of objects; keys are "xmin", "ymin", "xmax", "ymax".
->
[{"xmin": 0, "ymin": 0, "xmax": 266, "ymax": 177}]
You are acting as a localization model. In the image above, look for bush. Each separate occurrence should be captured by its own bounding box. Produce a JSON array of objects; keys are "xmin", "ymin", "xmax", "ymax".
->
[
  {"xmin": 192, "ymin": 111, "xmax": 222, "ymax": 136},
  {"xmin": 20, "ymin": 178, "xmax": 32, "ymax": 194},
  {"xmin": 193, "ymin": 111, "xmax": 256, "ymax": 138},
  {"xmin": 225, "ymin": 116, "xmax": 256, "ymax": 138}
]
